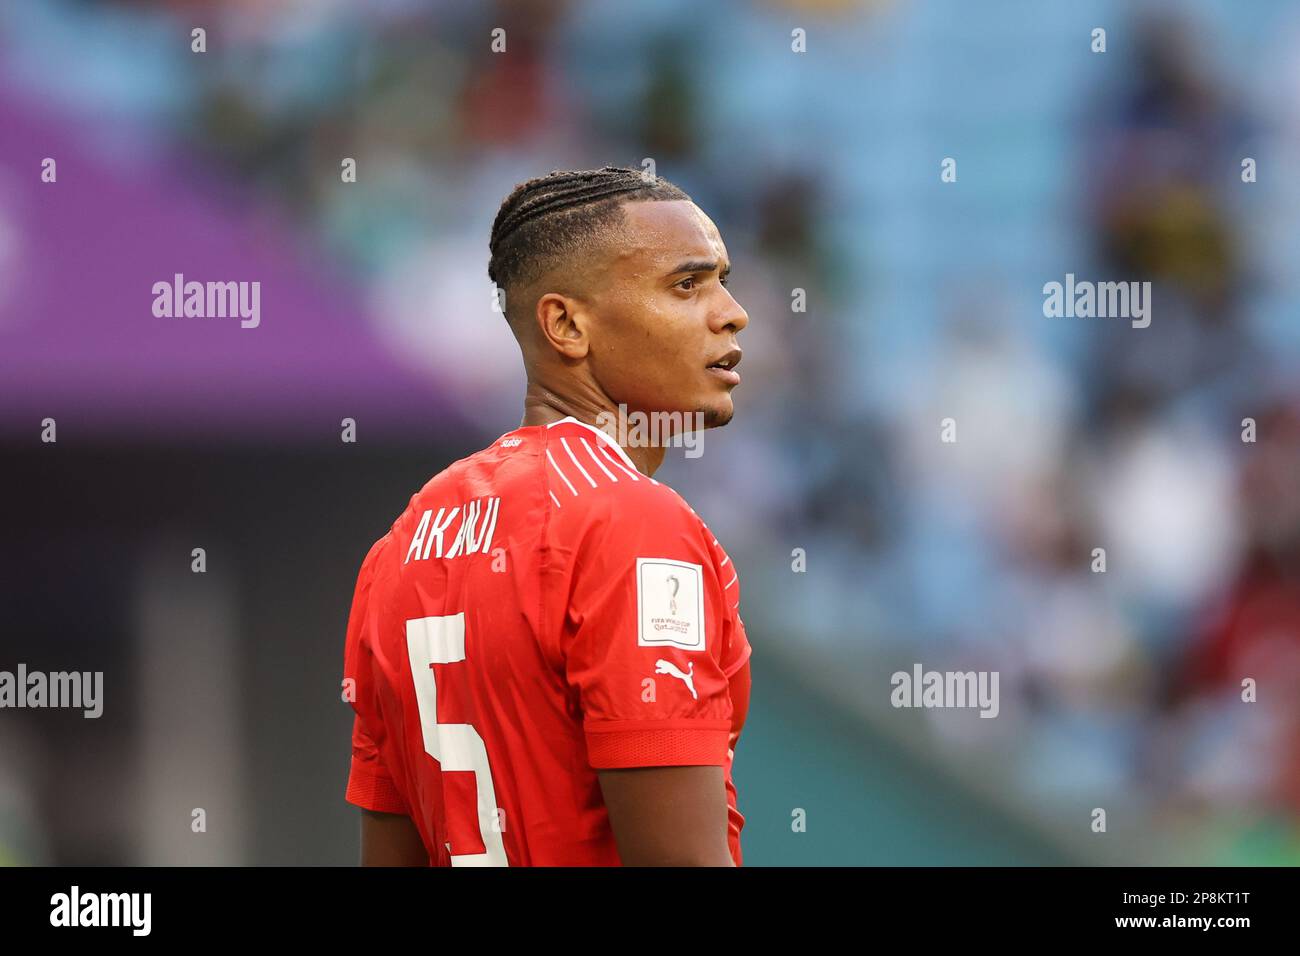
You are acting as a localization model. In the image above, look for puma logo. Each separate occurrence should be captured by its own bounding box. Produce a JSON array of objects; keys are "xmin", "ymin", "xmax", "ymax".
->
[{"xmin": 654, "ymin": 659, "xmax": 697, "ymax": 699}]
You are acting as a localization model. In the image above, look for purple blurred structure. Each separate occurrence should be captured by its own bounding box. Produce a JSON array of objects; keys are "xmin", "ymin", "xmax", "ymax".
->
[{"xmin": 0, "ymin": 93, "xmax": 461, "ymax": 443}]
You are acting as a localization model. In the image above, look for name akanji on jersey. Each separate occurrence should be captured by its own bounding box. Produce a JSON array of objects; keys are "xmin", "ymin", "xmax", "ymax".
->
[{"xmin": 343, "ymin": 416, "xmax": 752, "ymax": 866}]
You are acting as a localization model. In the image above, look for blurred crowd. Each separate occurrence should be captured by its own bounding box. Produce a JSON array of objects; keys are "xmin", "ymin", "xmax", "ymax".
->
[{"xmin": 3, "ymin": 0, "xmax": 1299, "ymax": 863}]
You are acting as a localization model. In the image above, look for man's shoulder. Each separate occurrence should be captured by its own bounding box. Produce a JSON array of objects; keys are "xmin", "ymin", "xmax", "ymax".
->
[
  {"xmin": 538, "ymin": 426, "xmax": 722, "ymax": 572},
  {"xmin": 540, "ymin": 419, "xmax": 698, "ymax": 522}
]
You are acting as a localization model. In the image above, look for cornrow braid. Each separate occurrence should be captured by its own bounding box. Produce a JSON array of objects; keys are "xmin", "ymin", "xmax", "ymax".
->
[{"xmin": 487, "ymin": 166, "xmax": 691, "ymax": 319}]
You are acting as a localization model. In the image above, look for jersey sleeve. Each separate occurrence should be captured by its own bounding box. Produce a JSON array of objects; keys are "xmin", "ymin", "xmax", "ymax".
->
[
  {"xmin": 342, "ymin": 535, "xmax": 408, "ymax": 814},
  {"xmin": 345, "ymin": 713, "xmax": 408, "ymax": 814},
  {"xmin": 557, "ymin": 485, "xmax": 740, "ymax": 770}
]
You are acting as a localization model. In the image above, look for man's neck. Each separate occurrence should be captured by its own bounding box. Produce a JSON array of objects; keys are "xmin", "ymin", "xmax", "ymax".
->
[{"xmin": 521, "ymin": 386, "xmax": 666, "ymax": 478}]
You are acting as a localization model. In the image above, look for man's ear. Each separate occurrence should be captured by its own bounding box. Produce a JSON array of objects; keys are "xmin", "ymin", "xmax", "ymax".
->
[{"xmin": 536, "ymin": 291, "xmax": 591, "ymax": 360}]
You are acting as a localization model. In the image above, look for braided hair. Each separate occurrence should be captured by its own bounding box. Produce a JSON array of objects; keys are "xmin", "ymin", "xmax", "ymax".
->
[{"xmin": 488, "ymin": 166, "xmax": 690, "ymax": 320}]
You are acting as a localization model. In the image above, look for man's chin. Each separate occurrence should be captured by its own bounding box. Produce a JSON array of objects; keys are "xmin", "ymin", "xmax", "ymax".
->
[{"xmin": 699, "ymin": 402, "xmax": 735, "ymax": 429}]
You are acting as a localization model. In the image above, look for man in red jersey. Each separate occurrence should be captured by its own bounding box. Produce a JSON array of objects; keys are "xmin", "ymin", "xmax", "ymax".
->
[{"xmin": 343, "ymin": 167, "xmax": 751, "ymax": 866}]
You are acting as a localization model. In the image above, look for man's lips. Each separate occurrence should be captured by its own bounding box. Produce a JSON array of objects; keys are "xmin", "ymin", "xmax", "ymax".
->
[{"xmin": 707, "ymin": 348, "xmax": 742, "ymax": 385}]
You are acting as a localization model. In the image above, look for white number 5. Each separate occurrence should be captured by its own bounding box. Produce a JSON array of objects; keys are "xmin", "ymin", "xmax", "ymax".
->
[{"xmin": 406, "ymin": 613, "xmax": 508, "ymax": 866}]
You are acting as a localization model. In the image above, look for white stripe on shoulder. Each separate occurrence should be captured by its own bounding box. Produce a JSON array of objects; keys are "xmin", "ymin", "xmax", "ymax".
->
[
  {"xmin": 560, "ymin": 437, "xmax": 597, "ymax": 487},
  {"xmin": 546, "ymin": 448, "xmax": 579, "ymax": 497},
  {"xmin": 546, "ymin": 415, "xmax": 642, "ymax": 475},
  {"xmin": 595, "ymin": 444, "xmax": 640, "ymax": 482},
  {"xmin": 579, "ymin": 438, "xmax": 618, "ymax": 482}
]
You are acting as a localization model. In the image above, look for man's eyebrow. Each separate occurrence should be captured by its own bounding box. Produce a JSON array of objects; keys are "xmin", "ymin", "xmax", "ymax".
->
[{"xmin": 666, "ymin": 259, "xmax": 727, "ymax": 276}]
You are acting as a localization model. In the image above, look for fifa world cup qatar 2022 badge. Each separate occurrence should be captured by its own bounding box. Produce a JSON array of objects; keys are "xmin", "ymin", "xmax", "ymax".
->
[{"xmin": 636, "ymin": 558, "xmax": 705, "ymax": 652}]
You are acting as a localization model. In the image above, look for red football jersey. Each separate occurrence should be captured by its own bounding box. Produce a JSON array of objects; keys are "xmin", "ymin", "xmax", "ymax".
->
[{"xmin": 343, "ymin": 416, "xmax": 752, "ymax": 865}]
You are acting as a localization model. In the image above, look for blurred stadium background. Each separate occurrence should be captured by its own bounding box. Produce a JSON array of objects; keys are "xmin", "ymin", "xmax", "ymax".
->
[{"xmin": 2, "ymin": 0, "xmax": 1299, "ymax": 865}]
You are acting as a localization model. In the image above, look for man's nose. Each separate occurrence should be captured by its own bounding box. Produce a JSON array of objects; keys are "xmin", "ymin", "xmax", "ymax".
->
[{"xmin": 716, "ymin": 289, "xmax": 749, "ymax": 333}]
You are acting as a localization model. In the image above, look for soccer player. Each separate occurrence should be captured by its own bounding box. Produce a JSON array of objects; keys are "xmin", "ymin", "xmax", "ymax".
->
[{"xmin": 342, "ymin": 166, "xmax": 752, "ymax": 866}]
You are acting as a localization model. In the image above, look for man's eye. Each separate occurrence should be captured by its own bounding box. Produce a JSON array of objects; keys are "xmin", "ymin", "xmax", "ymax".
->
[
  {"xmin": 719, "ymin": 274, "xmax": 730, "ymax": 287},
  {"xmin": 678, "ymin": 277, "xmax": 696, "ymax": 291}
]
